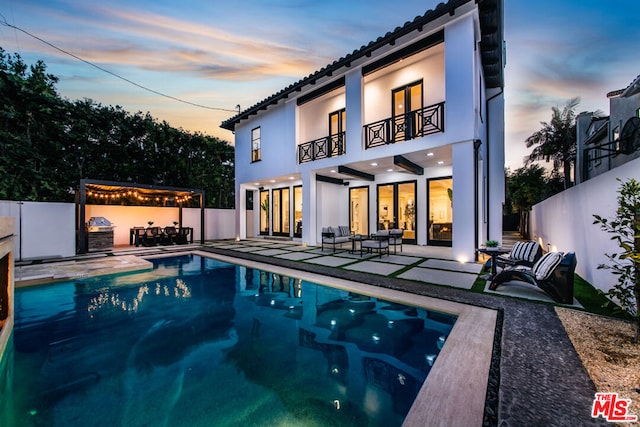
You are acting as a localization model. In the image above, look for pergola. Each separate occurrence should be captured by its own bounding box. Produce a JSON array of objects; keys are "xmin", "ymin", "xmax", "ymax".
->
[{"xmin": 77, "ymin": 179, "xmax": 205, "ymax": 254}]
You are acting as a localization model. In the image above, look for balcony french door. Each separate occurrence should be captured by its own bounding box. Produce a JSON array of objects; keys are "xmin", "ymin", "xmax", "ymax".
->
[
  {"xmin": 392, "ymin": 81, "xmax": 423, "ymax": 142},
  {"xmin": 377, "ymin": 181, "xmax": 416, "ymax": 243},
  {"xmin": 329, "ymin": 109, "xmax": 346, "ymax": 157}
]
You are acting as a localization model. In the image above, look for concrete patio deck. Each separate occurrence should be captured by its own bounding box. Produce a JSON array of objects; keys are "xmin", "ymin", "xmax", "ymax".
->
[{"xmin": 12, "ymin": 238, "xmax": 607, "ymax": 426}]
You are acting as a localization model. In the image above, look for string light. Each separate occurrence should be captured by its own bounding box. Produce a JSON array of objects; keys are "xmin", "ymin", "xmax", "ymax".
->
[{"xmin": 84, "ymin": 187, "xmax": 198, "ymax": 206}]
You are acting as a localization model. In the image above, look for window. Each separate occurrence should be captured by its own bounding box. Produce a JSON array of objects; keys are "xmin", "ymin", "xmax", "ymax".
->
[
  {"xmin": 613, "ymin": 125, "xmax": 620, "ymax": 152},
  {"xmin": 251, "ymin": 127, "xmax": 261, "ymax": 162}
]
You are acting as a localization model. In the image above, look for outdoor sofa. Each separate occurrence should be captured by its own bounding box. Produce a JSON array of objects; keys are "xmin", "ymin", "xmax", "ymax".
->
[{"xmin": 321, "ymin": 226, "xmax": 351, "ymax": 252}]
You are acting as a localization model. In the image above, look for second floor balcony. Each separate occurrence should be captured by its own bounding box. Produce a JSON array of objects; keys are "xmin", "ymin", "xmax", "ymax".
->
[
  {"xmin": 364, "ymin": 101, "xmax": 445, "ymax": 149},
  {"xmin": 297, "ymin": 101, "xmax": 445, "ymax": 164},
  {"xmin": 298, "ymin": 133, "xmax": 346, "ymax": 164}
]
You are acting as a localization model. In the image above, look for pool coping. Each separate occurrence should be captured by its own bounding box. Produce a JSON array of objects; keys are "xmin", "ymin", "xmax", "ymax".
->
[{"xmin": 187, "ymin": 250, "xmax": 497, "ymax": 427}]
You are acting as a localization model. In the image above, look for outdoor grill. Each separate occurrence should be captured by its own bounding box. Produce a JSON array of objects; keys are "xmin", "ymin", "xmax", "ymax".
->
[{"xmin": 86, "ymin": 216, "xmax": 115, "ymax": 252}]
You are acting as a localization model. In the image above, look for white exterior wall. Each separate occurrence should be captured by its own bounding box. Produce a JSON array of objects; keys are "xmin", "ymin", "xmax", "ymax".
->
[
  {"xmin": 229, "ymin": 5, "xmax": 502, "ymax": 263},
  {"xmin": 0, "ymin": 201, "xmax": 235, "ymax": 260},
  {"xmin": 443, "ymin": 13, "xmax": 476, "ymax": 145},
  {"xmin": 529, "ymin": 156, "xmax": 640, "ymax": 293},
  {"xmin": 487, "ymin": 92, "xmax": 505, "ymax": 244},
  {"xmin": 22, "ymin": 202, "xmax": 75, "ymax": 260},
  {"xmin": 444, "ymin": 11, "xmax": 484, "ymax": 261},
  {"xmin": 362, "ymin": 45, "xmax": 445, "ymax": 124},
  {"xmin": 299, "ymin": 89, "xmax": 346, "ymax": 143},
  {"xmin": 234, "ymin": 101, "xmax": 299, "ymax": 187}
]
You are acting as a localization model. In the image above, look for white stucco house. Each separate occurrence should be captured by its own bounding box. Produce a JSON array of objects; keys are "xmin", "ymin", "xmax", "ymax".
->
[{"xmin": 221, "ymin": 0, "xmax": 505, "ymax": 262}]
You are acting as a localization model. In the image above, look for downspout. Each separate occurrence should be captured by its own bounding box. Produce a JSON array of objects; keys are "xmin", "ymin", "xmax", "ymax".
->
[{"xmin": 474, "ymin": 139, "xmax": 481, "ymax": 260}]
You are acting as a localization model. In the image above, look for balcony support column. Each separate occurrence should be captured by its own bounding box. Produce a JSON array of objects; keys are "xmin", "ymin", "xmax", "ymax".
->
[{"xmin": 345, "ymin": 69, "xmax": 363, "ymax": 151}]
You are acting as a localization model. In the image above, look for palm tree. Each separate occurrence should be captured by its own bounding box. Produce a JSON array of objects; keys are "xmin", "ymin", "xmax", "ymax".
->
[{"xmin": 525, "ymin": 98, "xmax": 579, "ymax": 189}]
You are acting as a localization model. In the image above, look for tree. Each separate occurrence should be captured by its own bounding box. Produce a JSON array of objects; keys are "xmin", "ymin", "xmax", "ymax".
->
[
  {"xmin": 505, "ymin": 164, "xmax": 562, "ymax": 238},
  {"xmin": 593, "ymin": 178, "xmax": 640, "ymax": 343},
  {"xmin": 525, "ymin": 98, "xmax": 579, "ymax": 189},
  {"xmin": 0, "ymin": 50, "xmax": 235, "ymax": 208}
]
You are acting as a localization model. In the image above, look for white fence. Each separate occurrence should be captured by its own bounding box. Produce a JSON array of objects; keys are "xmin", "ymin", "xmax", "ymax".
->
[
  {"xmin": 0, "ymin": 201, "xmax": 236, "ymax": 261},
  {"xmin": 530, "ymin": 156, "xmax": 640, "ymax": 294}
]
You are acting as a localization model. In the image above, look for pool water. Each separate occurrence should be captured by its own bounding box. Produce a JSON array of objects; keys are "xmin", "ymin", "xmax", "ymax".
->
[{"xmin": 1, "ymin": 254, "xmax": 456, "ymax": 426}]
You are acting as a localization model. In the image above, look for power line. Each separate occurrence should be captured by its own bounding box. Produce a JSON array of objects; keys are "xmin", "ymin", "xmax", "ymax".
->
[{"xmin": 0, "ymin": 15, "xmax": 239, "ymax": 113}]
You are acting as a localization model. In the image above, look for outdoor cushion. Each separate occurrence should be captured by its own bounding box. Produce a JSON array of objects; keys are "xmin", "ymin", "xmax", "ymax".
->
[
  {"xmin": 338, "ymin": 225, "xmax": 350, "ymax": 237},
  {"xmin": 509, "ymin": 241, "xmax": 540, "ymax": 262},
  {"xmin": 532, "ymin": 252, "xmax": 564, "ymax": 281}
]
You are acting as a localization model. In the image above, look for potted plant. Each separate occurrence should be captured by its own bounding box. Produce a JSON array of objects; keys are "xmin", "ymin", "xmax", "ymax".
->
[
  {"xmin": 260, "ymin": 196, "xmax": 270, "ymax": 233},
  {"xmin": 485, "ymin": 239, "xmax": 499, "ymax": 248}
]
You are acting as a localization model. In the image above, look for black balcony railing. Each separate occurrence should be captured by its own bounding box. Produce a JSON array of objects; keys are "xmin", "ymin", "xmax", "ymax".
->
[
  {"xmin": 363, "ymin": 101, "xmax": 445, "ymax": 149},
  {"xmin": 298, "ymin": 132, "xmax": 346, "ymax": 164}
]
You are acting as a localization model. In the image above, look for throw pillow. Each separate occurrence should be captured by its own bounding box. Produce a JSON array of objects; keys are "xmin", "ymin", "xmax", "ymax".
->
[{"xmin": 532, "ymin": 252, "xmax": 564, "ymax": 281}]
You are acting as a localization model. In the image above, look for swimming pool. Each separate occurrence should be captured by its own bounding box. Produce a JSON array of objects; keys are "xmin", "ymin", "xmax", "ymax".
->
[{"xmin": 1, "ymin": 253, "xmax": 464, "ymax": 426}]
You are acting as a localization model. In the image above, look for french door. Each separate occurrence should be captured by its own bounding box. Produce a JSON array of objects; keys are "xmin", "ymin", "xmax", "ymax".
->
[
  {"xmin": 376, "ymin": 181, "xmax": 416, "ymax": 243},
  {"xmin": 392, "ymin": 81, "xmax": 423, "ymax": 142},
  {"xmin": 349, "ymin": 186, "xmax": 369, "ymax": 236},
  {"xmin": 427, "ymin": 177, "xmax": 453, "ymax": 247},
  {"xmin": 272, "ymin": 187, "xmax": 290, "ymax": 236},
  {"xmin": 259, "ymin": 190, "xmax": 269, "ymax": 235},
  {"xmin": 329, "ymin": 109, "xmax": 346, "ymax": 156},
  {"xmin": 293, "ymin": 186, "xmax": 302, "ymax": 237}
]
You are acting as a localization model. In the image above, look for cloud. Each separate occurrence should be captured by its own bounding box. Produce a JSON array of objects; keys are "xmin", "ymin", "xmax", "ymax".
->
[{"xmin": 11, "ymin": 1, "xmax": 329, "ymax": 82}]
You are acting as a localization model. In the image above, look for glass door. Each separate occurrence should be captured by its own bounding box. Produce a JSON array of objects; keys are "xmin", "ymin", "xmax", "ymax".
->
[
  {"xmin": 397, "ymin": 182, "xmax": 416, "ymax": 241},
  {"xmin": 377, "ymin": 181, "xmax": 416, "ymax": 243},
  {"xmin": 349, "ymin": 187, "xmax": 369, "ymax": 236},
  {"xmin": 427, "ymin": 177, "xmax": 453, "ymax": 247},
  {"xmin": 377, "ymin": 184, "xmax": 395, "ymax": 231},
  {"xmin": 293, "ymin": 186, "xmax": 302, "ymax": 237},
  {"xmin": 329, "ymin": 109, "xmax": 346, "ymax": 156},
  {"xmin": 392, "ymin": 81, "xmax": 423, "ymax": 142},
  {"xmin": 272, "ymin": 187, "xmax": 290, "ymax": 236},
  {"xmin": 259, "ymin": 190, "xmax": 269, "ymax": 235}
]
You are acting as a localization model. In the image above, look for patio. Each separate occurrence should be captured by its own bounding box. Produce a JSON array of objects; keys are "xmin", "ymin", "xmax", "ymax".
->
[{"xmin": 12, "ymin": 238, "xmax": 606, "ymax": 426}]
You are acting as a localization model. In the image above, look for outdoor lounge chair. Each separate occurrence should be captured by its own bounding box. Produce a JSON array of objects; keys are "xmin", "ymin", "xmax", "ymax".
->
[
  {"xmin": 374, "ymin": 229, "xmax": 404, "ymax": 254},
  {"xmin": 321, "ymin": 226, "xmax": 350, "ymax": 252},
  {"xmin": 494, "ymin": 240, "xmax": 543, "ymax": 269},
  {"xmin": 489, "ymin": 252, "xmax": 577, "ymax": 304},
  {"xmin": 360, "ymin": 234, "xmax": 389, "ymax": 258}
]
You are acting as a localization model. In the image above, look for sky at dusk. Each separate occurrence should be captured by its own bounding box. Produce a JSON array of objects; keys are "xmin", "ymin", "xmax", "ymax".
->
[{"xmin": 1, "ymin": 0, "xmax": 639, "ymax": 169}]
